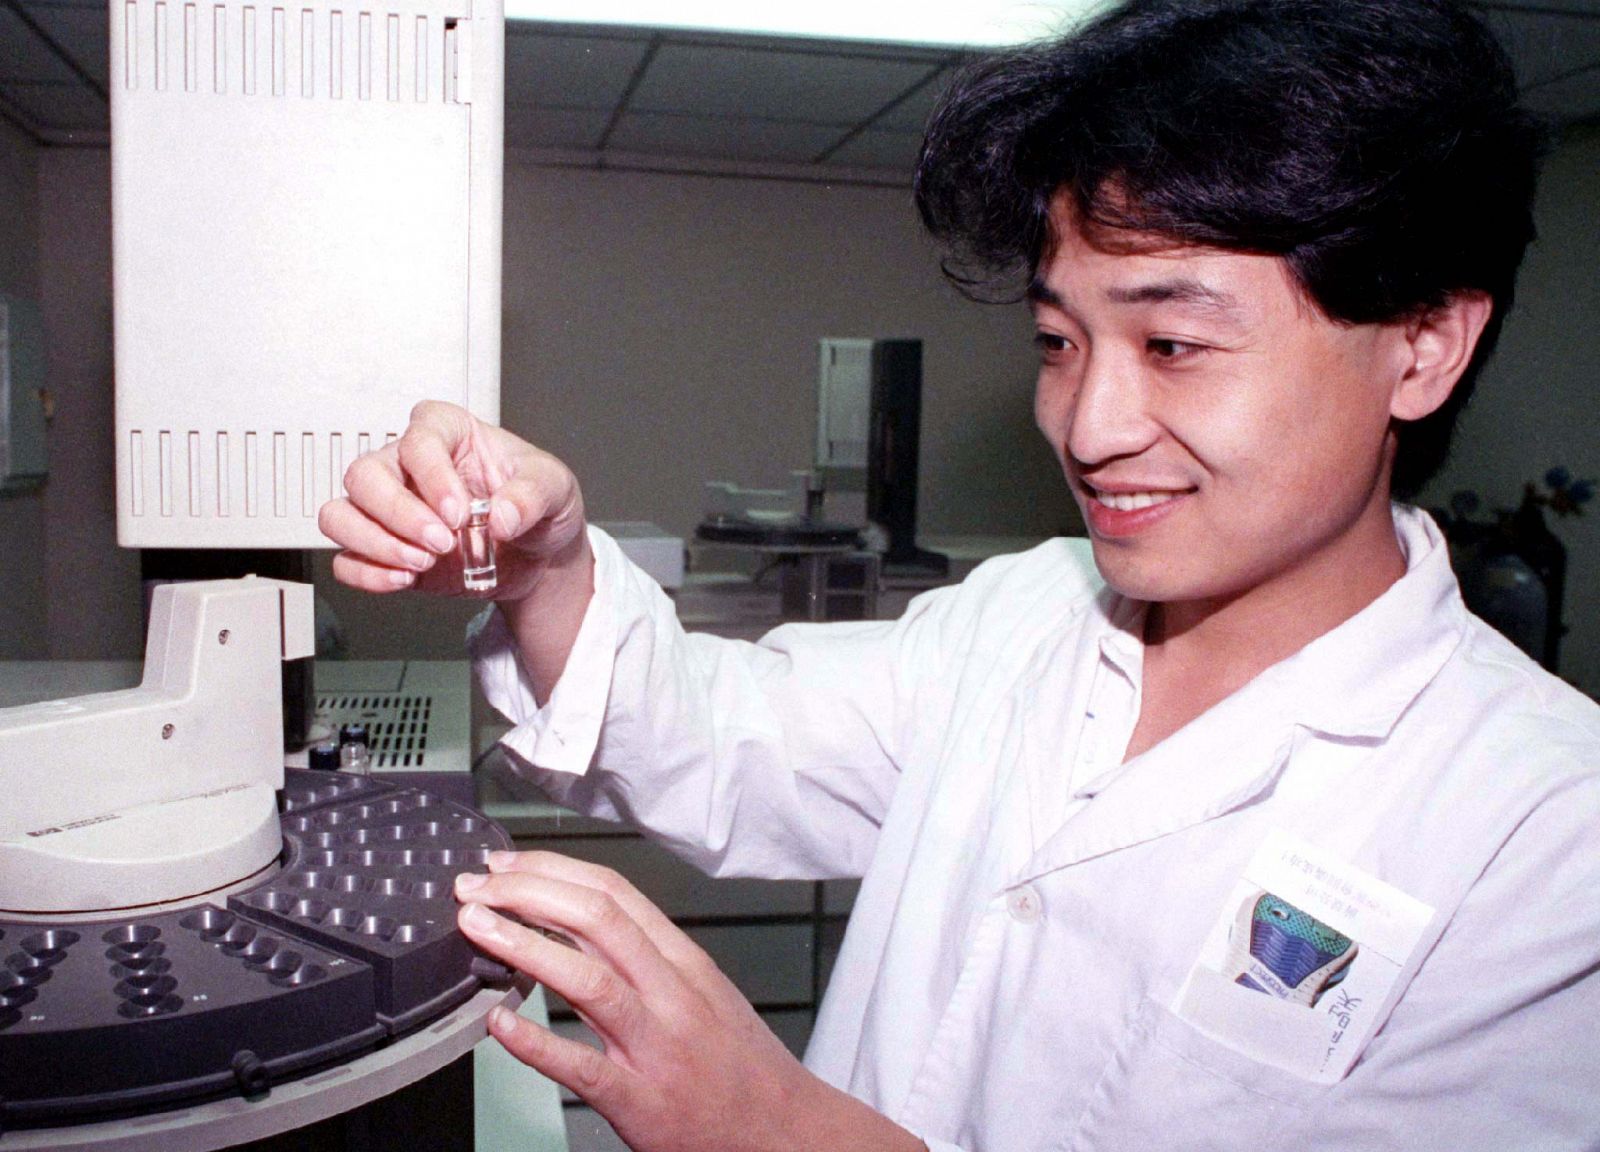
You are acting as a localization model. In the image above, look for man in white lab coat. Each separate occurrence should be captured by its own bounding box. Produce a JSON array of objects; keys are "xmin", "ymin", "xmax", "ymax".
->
[{"xmin": 323, "ymin": 0, "xmax": 1600, "ymax": 1148}]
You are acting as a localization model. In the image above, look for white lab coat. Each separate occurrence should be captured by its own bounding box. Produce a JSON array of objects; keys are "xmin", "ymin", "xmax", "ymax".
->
[{"xmin": 473, "ymin": 506, "xmax": 1600, "ymax": 1151}]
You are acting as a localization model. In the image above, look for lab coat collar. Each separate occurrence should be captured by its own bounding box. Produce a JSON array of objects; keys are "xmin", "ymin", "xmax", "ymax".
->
[
  {"xmin": 1014, "ymin": 506, "xmax": 1468, "ymax": 880},
  {"xmin": 1096, "ymin": 588, "xmax": 1145, "ymax": 686},
  {"xmin": 1244, "ymin": 505, "xmax": 1469, "ymax": 741},
  {"xmin": 1019, "ymin": 678, "xmax": 1299, "ymax": 878}
]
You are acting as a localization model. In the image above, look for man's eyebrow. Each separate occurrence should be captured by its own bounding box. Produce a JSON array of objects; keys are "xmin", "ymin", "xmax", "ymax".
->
[
  {"xmin": 1026, "ymin": 279, "xmax": 1064, "ymax": 307},
  {"xmin": 1104, "ymin": 278, "xmax": 1242, "ymax": 313},
  {"xmin": 1026, "ymin": 276, "xmax": 1245, "ymax": 318}
]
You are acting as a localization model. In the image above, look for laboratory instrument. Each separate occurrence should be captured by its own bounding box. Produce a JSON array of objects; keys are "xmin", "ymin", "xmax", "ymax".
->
[
  {"xmin": 0, "ymin": 579, "xmax": 519, "ymax": 1137},
  {"xmin": 111, "ymin": 0, "xmax": 504, "ymax": 549},
  {"xmin": 818, "ymin": 338, "xmax": 947, "ymax": 579}
]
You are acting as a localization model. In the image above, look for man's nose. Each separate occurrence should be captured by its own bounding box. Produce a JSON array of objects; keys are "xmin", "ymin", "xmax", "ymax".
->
[{"xmin": 1065, "ymin": 351, "xmax": 1158, "ymax": 467}]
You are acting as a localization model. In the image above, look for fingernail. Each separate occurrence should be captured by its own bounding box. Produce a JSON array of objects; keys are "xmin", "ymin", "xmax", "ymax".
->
[
  {"xmin": 487, "ymin": 850, "xmax": 516, "ymax": 870},
  {"xmin": 390, "ymin": 569, "xmax": 416, "ymax": 588},
  {"xmin": 494, "ymin": 500, "xmax": 521, "ymax": 538},
  {"xmin": 440, "ymin": 495, "xmax": 462, "ymax": 530},
  {"xmin": 401, "ymin": 544, "xmax": 434, "ymax": 571},
  {"xmin": 423, "ymin": 523, "xmax": 454, "ymax": 553},
  {"xmin": 460, "ymin": 902, "xmax": 499, "ymax": 934},
  {"xmin": 488, "ymin": 1005, "xmax": 515, "ymax": 1035},
  {"xmin": 455, "ymin": 871, "xmax": 486, "ymax": 893}
]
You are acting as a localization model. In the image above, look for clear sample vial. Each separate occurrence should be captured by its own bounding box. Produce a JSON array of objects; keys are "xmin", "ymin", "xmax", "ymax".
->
[
  {"xmin": 460, "ymin": 498, "xmax": 498, "ymax": 592},
  {"xmin": 339, "ymin": 740, "xmax": 372, "ymax": 777},
  {"xmin": 338, "ymin": 725, "xmax": 372, "ymax": 776}
]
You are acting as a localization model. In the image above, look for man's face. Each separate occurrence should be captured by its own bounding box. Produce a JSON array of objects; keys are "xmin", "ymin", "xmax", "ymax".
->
[{"xmin": 1031, "ymin": 198, "xmax": 1413, "ymax": 611}]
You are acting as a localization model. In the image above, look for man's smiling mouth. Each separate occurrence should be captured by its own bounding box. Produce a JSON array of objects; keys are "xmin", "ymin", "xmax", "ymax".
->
[{"xmin": 1082, "ymin": 484, "xmax": 1194, "ymax": 512}]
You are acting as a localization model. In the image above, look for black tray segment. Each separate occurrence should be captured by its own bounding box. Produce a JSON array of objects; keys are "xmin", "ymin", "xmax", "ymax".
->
[
  {"xmin": 244, "ymin": 781, "xmax": 514, "ymax": 1022},
  {"xmin": 0, "ymin": 907, "xmax": 379, "ymax": 1127}
]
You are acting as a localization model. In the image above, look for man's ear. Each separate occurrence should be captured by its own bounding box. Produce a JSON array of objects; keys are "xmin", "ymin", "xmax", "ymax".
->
[{"xmin": 1390, "ymin": 292, "xmax": 1494, "ymax": 421}]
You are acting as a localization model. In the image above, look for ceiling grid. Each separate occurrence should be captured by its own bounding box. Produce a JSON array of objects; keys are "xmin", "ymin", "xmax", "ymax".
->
[{"xmin": 1, "ymin": 2, "xmax": 1597, "ymax": 175}]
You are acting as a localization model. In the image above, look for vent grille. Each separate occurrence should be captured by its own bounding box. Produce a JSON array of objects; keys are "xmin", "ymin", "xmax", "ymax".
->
[
  {"xmin": 316, "ymin": 693, "xmax": 433, "ymax": 768},
  {"xmin": 120, "ymin": 1, "xmax": 465, "ymax": 104},
  {"xmin": 126, "ymin": 428, "xmax": 394, "ymax": 521}
]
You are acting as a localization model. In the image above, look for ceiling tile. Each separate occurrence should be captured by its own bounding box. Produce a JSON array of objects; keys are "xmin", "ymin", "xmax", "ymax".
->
[
  {"xmin": 0, "ymin": 8, "xmax": 83, "ymax": 85},
  {"xmin": 505, "ymin": 103, "xmax": 611, "ymax": 149},
  {"xmin": 1482, "ymin": 8, "xmax": 1600, "ymax": 90},
  {"xmin": 1521, "ymin": 63, "xmax": 1600, "ymax": 121},
  {"xmin": 632, "ymin": 42, "xmax": 939, "ymax": 124},
  {"xmin": 606, "ymin": 110, "xmax": 844, "ymax": 163},
  {"xmin": 0, "ymin": 80, "xmax": 107, "ymax": 130},
  {"xmin": 23, "ymin": 2, "xmax": 109, "ymax": 91},
  {"xmin": 822, "ymin": 127, "xmax": 923, "ymax": 172},
  {"xmin": 505, "ymin": 28, "xmax": 651, "ymax": 109},
  {"xmin": 874, "ymin": 68, "xmax": 955, "ymax": 132}
]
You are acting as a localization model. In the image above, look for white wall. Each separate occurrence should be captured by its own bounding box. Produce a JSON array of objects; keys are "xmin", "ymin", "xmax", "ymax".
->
[
  {"xmin": 1423, "ymin": 123, "xmax": 1600, "ymax": 695},
  {"xmin": 496, "ymin": 160, "xmax": 1068, "ymax": 538},
  {"xmin": 0, "ymin": 120, "xmax": 48, "ymax": 659}
]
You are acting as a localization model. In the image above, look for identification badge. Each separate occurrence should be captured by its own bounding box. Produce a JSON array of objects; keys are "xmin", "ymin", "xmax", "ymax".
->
[{"xmin": 1176, "ymin": 829, "xmax": 1435, "ymax": 1083}]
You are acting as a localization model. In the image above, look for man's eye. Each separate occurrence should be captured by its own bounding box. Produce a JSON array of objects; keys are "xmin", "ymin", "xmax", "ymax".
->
[
  {"xmin": 1148, "ymin": 338, "xmax": 1206, "ymax": 361},
  {"xmin": 1033, "ymin": 332, "xmax": 1071, "ymax": 357}
]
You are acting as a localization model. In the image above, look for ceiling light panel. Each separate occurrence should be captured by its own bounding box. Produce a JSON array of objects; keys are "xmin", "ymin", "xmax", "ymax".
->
[{"xmin": 500, "ymin": 1, "xmax": 1097, "ymax": 48}]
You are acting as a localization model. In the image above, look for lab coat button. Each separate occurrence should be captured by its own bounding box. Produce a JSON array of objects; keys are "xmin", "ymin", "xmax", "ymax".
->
[{"xmin": 1007, "ymin": 886, "xmax": 1043, "ymax": 924}]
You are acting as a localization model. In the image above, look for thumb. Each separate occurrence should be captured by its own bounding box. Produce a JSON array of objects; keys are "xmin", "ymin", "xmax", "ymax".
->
[{"xmin": 491, "ymin": 448, "xmax": 587, "ymax": 562}]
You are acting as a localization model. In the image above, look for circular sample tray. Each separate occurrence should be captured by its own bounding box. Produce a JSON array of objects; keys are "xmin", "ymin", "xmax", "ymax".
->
[{"xmin": 0, "ymin": 770, "xmax": 513, "ymax": 1131}]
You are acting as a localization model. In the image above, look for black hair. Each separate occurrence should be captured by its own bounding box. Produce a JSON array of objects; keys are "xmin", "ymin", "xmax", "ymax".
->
[{"xmin": 913, "ymin": 0, "xmax": 1546, "ymax": 498}]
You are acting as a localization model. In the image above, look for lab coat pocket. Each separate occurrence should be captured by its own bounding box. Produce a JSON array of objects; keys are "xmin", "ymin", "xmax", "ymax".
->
[{"xmin": 1067, "ymin": 993, "xmax": 1328, "ymax": 1152}]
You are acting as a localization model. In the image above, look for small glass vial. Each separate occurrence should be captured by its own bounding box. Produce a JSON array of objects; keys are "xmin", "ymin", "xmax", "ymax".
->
[
  {"xmin": 339, "ymin": 740, "xmax": 372, "ymax": 777},
  {"xmin": 338, "ymin": 725, "xmax": 372, "ymax": 777},
  {"xmin": 460, "ymin": 498, "xmax": 498, "ymax": 592}
]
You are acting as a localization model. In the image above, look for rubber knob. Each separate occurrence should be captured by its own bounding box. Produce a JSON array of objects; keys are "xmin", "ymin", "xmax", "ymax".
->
[
  {"xmin": 470, "ymin": 956, "xmax": 512, "ymax": 983},
  {"xmin": 231, "ymin": 1050, "xmax": 271, "ymax": 1099}
]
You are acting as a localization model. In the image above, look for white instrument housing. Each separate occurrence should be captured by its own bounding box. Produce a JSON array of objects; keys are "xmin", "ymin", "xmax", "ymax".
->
[
  {"xmin": 0, "ymin": 578, "xmax": 314, "ymax": 915},
  {"xmin": 110, "ymin": 0, "xmax": 504, "ymax": 548}
]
